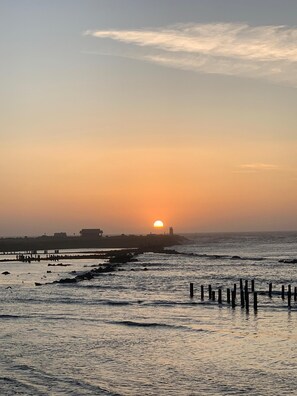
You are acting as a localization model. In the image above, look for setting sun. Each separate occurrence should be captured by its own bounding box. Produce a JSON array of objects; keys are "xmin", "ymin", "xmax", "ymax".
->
[{"xmin": 153, "ymin": 220, "xmax": 164, "ymax": 228}]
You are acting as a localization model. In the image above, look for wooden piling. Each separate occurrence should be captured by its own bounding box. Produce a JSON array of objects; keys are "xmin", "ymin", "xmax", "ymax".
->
[
  {"xmin": 201, "ymin": 285, "xmax": 204, "ymax": 301},
  {"xmin": 227, "ymin": 288, "xmax": 231, "ymax": 304},
  {"xmin": 245, "ymin": 286, "xmax": 249, "ymax": 311},
  {"xmin": 231, "ymin": 290, "xmax": 236, "ymax": 308},
  {"xmin": 218, "ymin": 288, "xmax": 222, "ymax": 304},
  {"xmin": 281, "ymin": 285, "xmax": 285, "ymax": 299},
  {"xmin": 253, "ymin": 292, "xmax": 258, "ymax": 311},
  {"xmin": 240, "ymin": 278, "xmax": 243, "ymax": 290},
  {"xmin": 187, "ymin": 279, "xmax": 297, "ymax": 311},
  {"xmin": 240, "ymin": 288, "xmax": 245, "ymax": 308},
  {"xmin": 288, "ymin": 284, "xmax": 291, "ymax": 308},
  {"xmin": 288, "ymin": 293, "xmax": 291, "ymax": 308}
]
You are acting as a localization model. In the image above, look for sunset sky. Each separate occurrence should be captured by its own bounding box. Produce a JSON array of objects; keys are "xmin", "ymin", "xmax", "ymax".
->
[{"xmin": 1, "ymin": 0, "xmax": 297, "ymax": 236}]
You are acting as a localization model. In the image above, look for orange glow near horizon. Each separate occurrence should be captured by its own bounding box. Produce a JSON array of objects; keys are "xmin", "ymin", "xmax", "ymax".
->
[{"xmin": 1, "ymin": 139, "xmax": 297, "ymax": 236}]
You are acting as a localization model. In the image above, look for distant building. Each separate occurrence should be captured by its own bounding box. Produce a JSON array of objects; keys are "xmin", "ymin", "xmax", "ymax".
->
[
  {"xmin": 80, "ymin": 229, "xmax": 103, "ymax": 238},
  {"xmin": 169, "ymin": 227, "xmax": 174, "ymax": 236},
  {"xmin": 53, "ymin": 232, "xmax": 67, "ymax": 238}
]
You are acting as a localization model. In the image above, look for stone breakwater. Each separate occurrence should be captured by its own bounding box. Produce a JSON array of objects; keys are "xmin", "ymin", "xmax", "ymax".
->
[{"xmin": 36, "ymin": 248, "xmax": 167, "ymax": 286}]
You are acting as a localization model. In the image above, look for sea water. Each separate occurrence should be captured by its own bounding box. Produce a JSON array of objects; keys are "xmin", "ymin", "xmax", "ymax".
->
[{"xmin": 0, "ymin": 232, "xmax": 297, "ymax": 395}]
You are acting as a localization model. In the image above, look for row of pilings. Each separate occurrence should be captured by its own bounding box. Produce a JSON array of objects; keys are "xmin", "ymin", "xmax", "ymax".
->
[{"xmin": 189, "ymin": 280, "xmax": 297, "ymax": 311}]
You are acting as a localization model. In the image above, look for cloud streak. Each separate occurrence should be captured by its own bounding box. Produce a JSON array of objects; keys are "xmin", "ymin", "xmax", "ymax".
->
[
  {"xmin": 240, "ymin": 163, "xmax": 279, "ymax": 170},
  {"xmin": 85, "ymin": 23, "xmax": 297, "ymax": 86},
  {"xmin": 233, "ymin": 163, "xmax": 280, "ymax": 174}
]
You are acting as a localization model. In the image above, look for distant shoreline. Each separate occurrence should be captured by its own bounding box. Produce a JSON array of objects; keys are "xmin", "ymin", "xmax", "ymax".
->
[{"xmin": 0, "ymin": 234, "xmax": 187, "ymax": 253}]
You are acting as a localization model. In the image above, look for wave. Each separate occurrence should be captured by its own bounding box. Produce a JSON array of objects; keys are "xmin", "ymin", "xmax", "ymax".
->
[
  {"xmin": 110, "ymin": 320, "xmax": 207, "ymax": 333},
  {"xmin": 279, "ymin": 258, "xmax": 297, "ymax": 264},
  {"xmin": 153, "ymin": 249, "xmax": 266, "ymax": 261},
  {"xmin": 0, "ymin": 314, "xmax": 29, "ymax": 320},
  {"xmin": 0, "ymin": 376, "xmax": 45, "ymax": 396},
  {"xmin": 112, "ymin": 320, "xmax": 173, "ymax": 328},
  {"xmin": 102, "ymin": 300, "xmax": 133, "ymax": 306},
  {"xmin": 187, "ymin": 253, "xmax": 265, "ymax": 261},
  {"xmin": 79, "ymin": 284, "xmax": 132, "ymax": 291},
  {"xmin": 5, "ymin": 364, "xmax": 124, "ymax": 396}
]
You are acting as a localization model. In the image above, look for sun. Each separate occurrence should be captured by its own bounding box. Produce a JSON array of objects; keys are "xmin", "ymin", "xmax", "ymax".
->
[{"xmin": 153, "ymin": 220, "xmax": 164, "ymax": 228}]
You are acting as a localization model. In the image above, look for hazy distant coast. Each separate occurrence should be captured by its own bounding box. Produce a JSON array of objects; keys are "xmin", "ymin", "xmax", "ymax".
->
[{"xmin": 0, "ymin": 233, "xmax": 186, "ymax": 253}]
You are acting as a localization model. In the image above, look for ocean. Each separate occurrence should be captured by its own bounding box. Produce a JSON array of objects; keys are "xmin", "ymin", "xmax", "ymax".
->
[{"xmin": 1, "ymin": 231, "xmax": 297, "ymax": 395}]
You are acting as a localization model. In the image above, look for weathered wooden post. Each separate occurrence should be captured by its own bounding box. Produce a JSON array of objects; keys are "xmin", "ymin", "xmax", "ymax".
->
[
  {"xmin": 245, "ymin": 286, "xmax": 249, "ymax": 311},
  {"xmin": 227, "ymin": 288, "xmax": 231, "ymax": 304},
  {"xmin": 190, "ymin": 283, "xmax": 194, "ymax": 298},
  {"xmin": 240, "ymin": 288, "xmax": 245, "ymax": 308},
  {"xmin": 251, "ymin": 279, "xmax": 255, "ymax": 292},
  {"xmin": 294, "ymin": 287, "xmax": 297, "ymax": 302},
  {"xmin": 281, "ymin": 285, "xmax": 285, "ymax": 300},
  {"xmin": 245, "ymin": 280, "xmax": 248, "ymax": 291},
  {"xmin": 269, "ymin": 283, "xmax": 272, "ymax": 298},
  {"xmin": 212, "ymin": 291, "xmax": 216, "ymax": 301},
  {"xmin": 240, "ymin": 278, "xmax": 243, "ymax": 290},
  {"xmin": 233, "ymin": 283, "xmax": 237, "ymax": 298},
  {"xmin": 231, "ymin": 290, "xmax": 236, "ymax": 308},
  {"xmin": 253, "ymin": 292, "xmax": 258, "ymax": 311},
  {"xmin": 288, "ymin": 284, "xmax": 291, "ymax": 308},
  {"xmin": 208, "ymin": 284, "xmax": 212, "ymax": 299},
  {"xmin": 201, "ymin": 285, "xmax": 204, "ymax": 301},
  {"xmin": 218, "ymin": 288, "xmax": 222, "ymax": 304}
]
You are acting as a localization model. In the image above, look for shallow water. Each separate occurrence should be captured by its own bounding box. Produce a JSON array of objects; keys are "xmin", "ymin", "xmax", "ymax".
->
[{"xmin": 1, "ymin": 232, "xmax": 297, "ymax": 395}]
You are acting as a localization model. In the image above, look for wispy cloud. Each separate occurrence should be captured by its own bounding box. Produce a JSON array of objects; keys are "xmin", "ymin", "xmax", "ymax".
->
[
  {"xmin": 234, "ymin": 163, "xmax": 280, "ymax": 173},
  {"xmin": 85, "ymin": 23, "xmax": 297, "ymax": 86},
  {"xmin": 240, "ymin": 163, "xmax": 279, "ymax": 170}
]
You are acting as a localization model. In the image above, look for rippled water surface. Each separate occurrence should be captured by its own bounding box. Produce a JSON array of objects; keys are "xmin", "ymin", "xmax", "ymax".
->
[{"xmin": 1, "ymin": 232, "xmax": 297, "ymax": 395}]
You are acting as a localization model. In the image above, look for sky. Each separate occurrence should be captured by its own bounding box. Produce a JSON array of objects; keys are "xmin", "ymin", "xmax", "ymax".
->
[{"xmin": 1, "ymin": 0, "xmax": 297, "ymax": 236}]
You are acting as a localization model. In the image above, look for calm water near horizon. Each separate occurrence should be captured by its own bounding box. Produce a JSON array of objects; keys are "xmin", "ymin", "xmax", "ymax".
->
[{"xmin": 1, "ymin": 231, "xmax": 297, "ymax": 395}]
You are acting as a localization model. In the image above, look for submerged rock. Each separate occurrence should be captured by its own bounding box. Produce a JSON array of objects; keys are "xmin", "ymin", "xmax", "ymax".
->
[
  {"xmin": 109, "ymin": 252, "xmax": 137, "ymax": 264},
  {"xmin": 48, "ymin": 263, "xmax": 71, "ymax": 267},
  {"xmin": 58, "ymin": 278, "xmax": 77, "ymax": 284}
]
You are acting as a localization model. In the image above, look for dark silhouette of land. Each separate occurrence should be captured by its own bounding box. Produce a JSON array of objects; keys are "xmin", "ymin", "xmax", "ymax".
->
[{"xmin": 0, "ymin": 233, "xmax": 186, "ymax": 253}]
